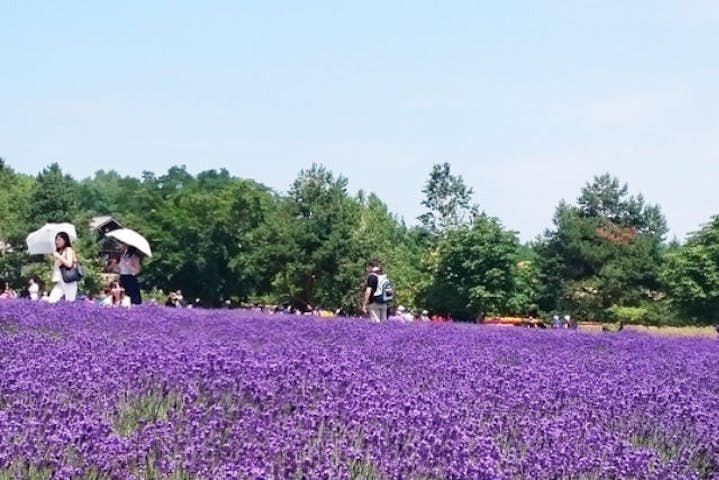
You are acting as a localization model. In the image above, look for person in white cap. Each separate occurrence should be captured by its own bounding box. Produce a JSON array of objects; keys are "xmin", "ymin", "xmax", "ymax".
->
[
  {"xmin": 362, "ymin": 262, "xmax": 388, "ymax": 323},
  {"xmin": 397, "ymin": 305, "xmax": 414, "ymax": 322}
]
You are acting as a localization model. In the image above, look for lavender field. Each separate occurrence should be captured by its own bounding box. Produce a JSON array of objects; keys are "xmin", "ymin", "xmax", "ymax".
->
[{"xmin": 0, "ymin": 302, "xmax": 717, "ymax": 480}]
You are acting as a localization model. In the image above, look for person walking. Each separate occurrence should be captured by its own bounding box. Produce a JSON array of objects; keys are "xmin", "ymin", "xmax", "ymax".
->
[
  {"xmin": 362, "ymin": 262, "xmax": 392, "ymax": 323},
  {"xmin": 118, "ymin": 244, "xmax": 143, "ymax": 305},
  {"xmin": 48, "ymin": 232, "xmax": 78, "ymax": 303}
]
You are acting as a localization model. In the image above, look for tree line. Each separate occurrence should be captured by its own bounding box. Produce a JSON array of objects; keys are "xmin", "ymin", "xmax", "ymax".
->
[{"xmin": 1, "ymin": 158, "xmax": 717, "ymax": 325}]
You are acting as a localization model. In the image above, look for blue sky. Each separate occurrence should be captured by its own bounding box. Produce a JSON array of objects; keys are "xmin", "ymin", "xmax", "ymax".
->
[{"xmin": 2, "ymin": 1, "xmax": 717, "ymax": 241}]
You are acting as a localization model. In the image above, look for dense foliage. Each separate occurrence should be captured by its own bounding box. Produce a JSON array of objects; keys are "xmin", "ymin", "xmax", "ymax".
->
[
  {"xmin": 536, "ymin": 174, "xmax": 669, "ymax": 322},
  {"xmin": 1, "ymin": 158, "xmax": 718, "ymax": 323}
]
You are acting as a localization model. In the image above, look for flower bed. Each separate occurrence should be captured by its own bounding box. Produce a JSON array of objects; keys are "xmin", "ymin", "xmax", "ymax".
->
[{"xmin": 0, "ymin": 301, "xmax": 717, "ymax": 479}]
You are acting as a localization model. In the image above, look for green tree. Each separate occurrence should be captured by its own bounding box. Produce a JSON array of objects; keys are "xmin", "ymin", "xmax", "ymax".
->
[
  {"xmin": 0, "ymin": 159, "xmax": 38, "ymax": 290},
  {"xmin": 510, "ymin": 244, "xmax": 542, "ymax": 316},
  {"xmin": 0, "ymin": 158, "xmax": 35, "ymax": 246},
  {"xmin": 128, "ymin": 167, "xmax": 278, "ymax": 304},
  {"xmin": 273, "ymin": 164, "xmax": 364, "ymax": 311},
  {"xmin": 422, "ymin": 214, "xmax": 521, "ymax": 319},
  {"xmin": 537, "ymin": 173, "xmax": 667, "ymax": 320},
  {"xmin": 661, "ymin": 215, "xmax": 719, "ymax": 323},
  {"xmin": 26, "ymin": 163, "xmax": 80, "ymax": 229},
  {"xmin": 577, "ymin": 173, "xmax": 666, "ymax": 236},
  {"xmin": 418, "ymin": 163, "xmax": 477, "ymax": 236},
  {"xmin": 77, "ymin": 170, "xmax": 143, "ymax": 216},
  {"xmin": 223, "ymin": 179, "xmax": 282, "ymax": 301}
]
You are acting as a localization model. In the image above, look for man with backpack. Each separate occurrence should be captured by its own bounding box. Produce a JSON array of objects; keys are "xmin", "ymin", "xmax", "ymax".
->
[{"xmin": 362, "ymin": 262, "xmax": 393, "ymax": 323}]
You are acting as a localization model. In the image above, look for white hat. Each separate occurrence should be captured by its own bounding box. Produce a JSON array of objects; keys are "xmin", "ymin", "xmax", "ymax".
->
[{"xmin": 397, "ymin": 305, "xmax": 406, "ymax": 312}]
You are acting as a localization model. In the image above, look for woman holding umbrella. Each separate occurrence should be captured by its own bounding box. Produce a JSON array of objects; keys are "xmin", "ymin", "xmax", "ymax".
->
[
  {"xmin": 118, "ymin": 244, "xmax": 143, "ymax": 305},
  {"xmin": 49, "ymin": 232, "xmax": 78, "ymax": 303},
  {"xmin": 105, "ymin": 228, "xmax": 152, "ymax": 306}
]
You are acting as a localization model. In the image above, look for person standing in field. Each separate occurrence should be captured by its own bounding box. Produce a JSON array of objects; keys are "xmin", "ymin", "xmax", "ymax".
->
[
  {"xmin": 28, "ymin": 277, "xmax": 39, "ymax": 301},
  {"xmin": 118, "ymin": 244, "xmax": 143, "ymax": 305},
  {"xmin": 362, "ymin": 262, "xmax": 393, "ymax": 323},
  {"xmin": 48, "ymin": 232, "xmax": 78, "ymax": 303}
]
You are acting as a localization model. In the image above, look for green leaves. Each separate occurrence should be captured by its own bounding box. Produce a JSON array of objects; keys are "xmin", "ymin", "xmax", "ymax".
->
[
  {"xmin": 3, "ymin": 156, "xmax": 719, "ymax": 324},
  {"xmin": 131, "ymin": 172, "xmax": 278, "ymax": 304},
  {"xmin": 0, "ymin": 159, "xmax": 35, "ymax": 246},
  {"xmin": 421, "ymin": 215, "xmax": 521, "ymax": 319},
  {"xmin": 276, "ymin": 164, "xmax": 363, "ymax": 310},
  {"xmin": 113, "ymin": 388, "xmax": 183, "ymax": 437},
  {"xmin": 418, "ymin": 163, "xmax": 477, "ymax": 236},
  {"xmin": 538, "ymin": 173, "xmax": 668, "ymax": 320},
  {"xmin": 26, "ymin": 163, "xmax": 80, "ymax": 229},
  {"xmin": 414, "ymin": 164, "xmax": 534, "ymax": 319},
  {"xmin": 662, "ymin": 216, "xmax": 719, "ymax": 323}
]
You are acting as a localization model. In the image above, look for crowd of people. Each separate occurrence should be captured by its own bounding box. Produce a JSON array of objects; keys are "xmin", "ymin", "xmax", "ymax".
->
[
  {"xmin": 234, "ymin": 301, "xmax": 438, "ymax": 322},
  {"xmin": 0, "ymin": 277, "xmax": 131, "ymax": 308},
  {"xmin": 0, "ymin": 232, "xmax": 144, "ymax": 309},
  {"xmin": 2, "ymin": 232, "xmax": 718, "ymax": 337},
  {"xmin": 1, "ymin": 244, "xmax": 440, "ymax": 320},
  {"xmin": 1, "ymin": 277, "xmax": 45, "ymax": 301},
  {"xmin": 0, "ymin": 235, "xmax": 622, "ymax": 325},
  {"xmin": 0, "ymin": 233, "xmax": 529, "ymax": 322}
]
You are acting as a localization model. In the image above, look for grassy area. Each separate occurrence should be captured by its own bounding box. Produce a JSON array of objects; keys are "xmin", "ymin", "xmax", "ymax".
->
[
  {"xmin": 623, "ymin": 325, "xmax": 718, "ymax": 338},
  {"xmin": 578, "ymin": 322, "xmax": 718, "ymax": 338}
]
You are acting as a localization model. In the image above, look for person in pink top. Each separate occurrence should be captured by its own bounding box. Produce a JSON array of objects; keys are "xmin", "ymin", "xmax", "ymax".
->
[
  {"xmin": 0, "ymin": 280, "xmax": 11, "ymax": 299},
  {"xmin": 118, "ymin": 244, "xmax": 143, "ymax": 305}
]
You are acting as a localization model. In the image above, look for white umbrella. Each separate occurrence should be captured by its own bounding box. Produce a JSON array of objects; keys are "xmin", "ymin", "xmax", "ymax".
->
[
  {"xmin": 26, "ymin": 223, "xmax": 78, "ymax": 255},
  {"xmin": 105, "ymin": 228, "xmax": 152, "ymax": 257}
]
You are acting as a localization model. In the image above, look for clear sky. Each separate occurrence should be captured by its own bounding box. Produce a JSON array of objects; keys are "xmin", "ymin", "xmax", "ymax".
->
[{"xmin": 2, "ymin": 1, "xmax": 717, "ymax": 241}]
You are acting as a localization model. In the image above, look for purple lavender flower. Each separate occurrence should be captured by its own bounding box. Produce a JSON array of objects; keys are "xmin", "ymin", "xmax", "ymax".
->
[{"xmin": 0, "ymin": 300, "xmax": 717, "ymax": 479}]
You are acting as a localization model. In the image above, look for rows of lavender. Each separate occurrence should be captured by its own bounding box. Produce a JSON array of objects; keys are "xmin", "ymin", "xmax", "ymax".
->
[{"xmin": 0, "ymin": 301, "xmax": 717, "ymax": 479}]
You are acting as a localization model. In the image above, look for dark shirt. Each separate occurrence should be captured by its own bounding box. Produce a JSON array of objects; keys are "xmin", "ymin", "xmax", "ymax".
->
[{"xmin": 366, "ymin": 274, "xmax": 379, "ymax": 304}]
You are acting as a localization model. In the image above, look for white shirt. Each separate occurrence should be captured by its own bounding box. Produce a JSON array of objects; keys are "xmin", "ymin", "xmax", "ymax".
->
[
  {"xmin": 28, "ymin": 283, "xmax": 39, "ymax": 301},
  {"xmin": 102, "ymin": 295, "xmax": 131, "ymax": 308},
  {"xmin": 52, "ymin": 247, "xmax": 74, "ymax": 283}
]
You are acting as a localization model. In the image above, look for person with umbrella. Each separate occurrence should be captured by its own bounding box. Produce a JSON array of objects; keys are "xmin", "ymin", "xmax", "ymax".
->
[
  {"xmin": 118, "ymin": 243, "xmax": 143, "ymax": 305},
  {"xmin": 106, "ymin": 228, "xmax": 152, "ymax": 306},
  {"xmin": 49, "ymin": 232, "xmax": 78, "ymax": 303}
]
